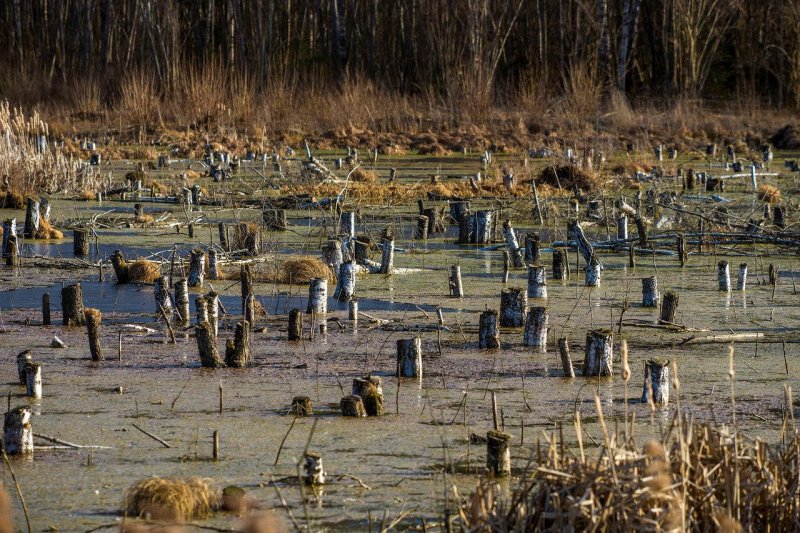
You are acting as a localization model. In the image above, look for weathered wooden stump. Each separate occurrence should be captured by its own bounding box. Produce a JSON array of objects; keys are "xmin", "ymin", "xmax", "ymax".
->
[
  {"xmin": 717, "ymin": 260, "xmax": 730, "ymax": 291},
  {"xmin": 353, "ymin": 377, "xmax": 384, "ymax": 416},
  {"xmin": 585, "ymin": 257, "xmax": 602, "ymax": 287},
  {"xmin": 524, "ymin": 233, "xmax": 541, "ymax": 263},
  {"xmin": 415, "ymin": 215, "xmax": 429, "ymax": 241},
  {"xmin": 616, "ymin": 215, "xmax": 628, "ymax": 240},
  {"xmin": 349, "ymin": 299, "xmax": 358, "ymax": 322},
  {"xmin": 218, "ymin": 222, "xmax": 229, "ymax": 251},
  {"xmin": 379, "ymin": 236, "xmax": 394, "ymax": 274},
  {"xmin": 288, "ymin": 308, "xmax": 304, "ymax": 340},
  {"xmin": 486, "ymin": 430, "xmax": 511, "ymax": 476},
  {"xmin": 737, "ymin": 263, "xmax": 748, "ymax": 291},
  {"xmin": 24, "ymin": 362, "xmax": 42, "ymax": 399},
  {"xmin": 306, "ymin": 278, "xmax": 328, "ymax": 315},
  {"xmin": 769, "ymin": 264, "xmax": 777, "ymax": 286},
  {"xmin": 527, "ymin": 265, "xmax": 547, "ymax": 299},
  {"xmin": 61, "ymin": 283, "xmax": 86, "ymax": 326},
  {"xmin": 334, "ymin": 261, "xmax": 357, "ymax": 301},
  {"xmin": 73, "ymin": 228, "xmax": 89, "ymax": 257},
  {"xmin": 110, "ymin": 250, "xmax": 130, "ymax": 284},
  {"xmin": 188, "ymin": 249, "xmax": 206, "ymax": 287},
  {"xmin": 503, "ymin": 221, "xmax": 524, "ymax": 268},
  {"xmin": 500, "ymin": 288, "xmax": 527, "ymax": 327},
  {"xmin": 449, "ymin": 265, "xmax": 464, "ymax": 297},
  {"xmin": 449, "ymin": 201, "xmax": 469, "ymax": 225},
  {"xmin": 195, "ymin": 296, "xmax": 208, "ymax": 325},
  {"xmin": 677, "ymin": 234, "xmax": 687, "ymax": 266},
  {"xmin": 154, "ymin": 276, "xmax": 173, "ymax": 316},
  {"xmin": 642, "ymin": 276, "xmax": 659, "ymax": 307},
  {"xmin": 558, "ymin": 338, "xmax": 575, "ymax": 377},
  {"xmin": 2, "ymin": 218, "xmax": 16, "ymax": 260},
  {"xmin": 660, "ymin": 290, "xmax": 679, "ymax": 323},
  {"xmin": 240, "ymin": 264, "xmax": 255, "ymax": 325},
  {"xmin": 303, "ymin": 452, "xmax": 326, "ymax": 485},
  {"xmin": 479, "ymin": 310, "xmax": 500, "ymax": 349},
  {"xmin": 552, "ymin": 248, "xmax": 569, "ymax": 281},
  {"xmin": 353, "ymin": 238, "xmax": 370, "ymax": 266},
  {"xmin": 196, "ymin": 321, "xmax": 224, "ymax": 367},
  {"xmin": 290, "ymin": 396, "xmax": 313, "ymax": 416},
  {"xmin": 16, "ymin": 350, "xmax": 32, "ymax": 384},
  {"xmin": 642, "ymin": 358, "xmax": 670, "ymax": 406},
  {"xmin": 234, "ymin": 223, "xmax": 259, "ymax": 256},
  {"xmin": 472, "ymin": 210, "xmax": 494, "ymax": 244},
  {"xmin": 340, "ymin": 395, "xmax": 367, "ymax": 417},
  {"xmin": 397, "ymin": 338, "xmax": 422, "ymax": 378},
  {"xmin": 583, "ymin": 329, "xmax": 613, "ymax": 376},
  {"xmin": 208, "ymin": 249, "xmax": 220, "ymax": 280},
  {"xmin": 774, "ymin": 206, "xmax": 786, "ymax": 229},
  {"xmin": 3, "ymin": 407, "xmax": 33, "ymax": 455},
  {"xmin": 85, "ymin": 308, "xmax": 103, "ymax": 361},
  {"xmin": 523, "ymin": 306, "xmax": 548, "ymax": 352},
  {"xmin": 340, "ymin": 211, "xmax": 356, "ymax": 238},
  {"xmin": 263, "ymin": 209, "xmax": 288, "ymax": 231},
  {"xmin": 225, "ymin": 321, "xmax": 251, "ymax": 368},
  {"xmin": 23, "ymin": 198, "xmax": 40, "ymax": 238},
  {"xmin": 322, "ymin": 240, "xmax": 344, "ymax": 277},
  {"xmin": 42, "ymin": 293, "xmax": 50, "ymax": 325},
  {"xmin": 174, "ymin": 279, "xmax": 190, "ymax": 327}
]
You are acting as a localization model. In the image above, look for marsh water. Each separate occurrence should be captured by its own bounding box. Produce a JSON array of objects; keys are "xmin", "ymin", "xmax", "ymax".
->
[{"xmin": 1, "ymin": 151, "xmax": 799, "ymax": 531}]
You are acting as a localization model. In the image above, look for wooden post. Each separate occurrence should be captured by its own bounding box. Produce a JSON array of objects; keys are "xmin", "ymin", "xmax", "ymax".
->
[
  {"xmin": 502, "ymin": 250, "xmax": 510, "ymax": 283},
  {"xmin": 225, "ymin": 321, "xmax": 251, "ymax": 368},
  {"xmin": 42, "ymin": 293, "xmax": 50, "ymax": 325},
  {"xmin": 206, "ymin": 291, "xmax": 220, "ymax": 337},
  {"xmin": 642, "ymin": 276, "xmax": 659, "ymax": 307},
  {"xmin": 642, "ymin": 357, "xmax": 670, "ymax": 406},
  {"xmin": 717, "ymin": 260, "xmax": 730, "ymax": 291},
  {"xmin": 500, "ymin": 288, "xmax": 527, "ymax": 327},
  {"xmin": 379, "ymin": 236, "xmax": 394, "ymax": 274},
  {"xmin": 174, "ymin": 279, "xmax": 190, "ymax": 327},
  {"xmin": 685, "ymin": 168, "xmax": 695, "ymax": 190},
  {"xmin": 769, "ymin": 264, "xmax": 777, "ymax": 286},
  {"xmin": 303, "ymin": 452, "xmax": 326, "ymax": 485},
  {"xmin": 3, "ymin": 407, "xmax": 33, "ymax": 454},
  {"xmin": 288, "ymin": 309, "xmax": 303, "ymax": 340},
  {"xmin": 188, "ymin": 249, "xmax": 206, "ymax": 287},
  {"xmin": 584, "ymin": 329, "xmax": 613, "ymax": 376},
  {"xmin": 524, "ymin": 233, "xmax": 540, "ymax": 263},
  {"xmin": 24, "ymin": 362, "xmax": 42, "ymax": 399},
  {"xmin": 502, "ymin": 221, "xmax": 524, "ymax": 268},
  {"xmin": 340, "ymin": 211, "xmax": 356, "ymax": 238},
  {"xmin": 449, "ymin": 201, "xmax": 469, "ymax": 225},
  {"xmin": 486, "ymin": 430, "xmax": 511, "ymax": 476},
  {"xmin": 349, "ymin": 300, "xmax": 358, "ymax": 322},
  {"xmin": 340, "ymin": 395, "xmax": 367, "ymax": 417},
  {"xmin": 73, "ymin": 228, "xmax": 89, "ymax": 257},
  {"xmin": 677, "ymin": 234, "xmax": 687, "ymax": 266},
  {"xmin": 737, "ymin": 263, "xmax": 748, "ymax": 291},
  {"xmin": 523, "ymin": 306, "xmax": 548, "ymax": 352},
  {"xmin": 322, "ymin": 239, "xmax": 344, "ymax": 275},
  {"xmin": 634, "ymin": 216, "xmax": 648, "ymax": 246},
  {"xmin": 479, "ymin": 310, "xmax": 500, "ymax": 349},
  {"xmin": 334, "ymin": 261, "xmax": 357, "ymax": 301},
  {"xmin": 218, "ymin": 222, "xmax": 228, "ymax": 251},
  {"xmin": 1, "ymin": 218, "xmax": 16, "ymax": 260},
  {"xmin": 306, "ymin": 278, "xmax": 328, "ymax": 315},
  {"xmin": 774, "ymin": 206, "xmax": 786, "ymax": 229},
  {"xmin": 415, "ymin": 215, "xmax": 429, "ymax": 241},
  {"xmin": 154, "ymin": 276, "xmax": 173, "ymax": 316},
  {"xmin": 527, "ymin": 265, "xmax": 547, "ymax": 299},
  {"xmin": 458, "ymin": 212, "xmax": 471, "ymax": 244},
  {"xmin": 291, "ymin": 396, "xmax": 313, "ymax": 416},
  {"xmin": 353, "ymin": 238, "xmax": 370, "ymax": 266},
  {"xmin": 558, "ymin": 338, "xmax": 575, "ymax": 377},
  {"xmin": 23, "ymin": 198, "xmax": 40, "ymax": 238},
  {"xmin": 16, "ymin": 350, "xmax": 32, "ymax": 384},
  {"xmin": 85, "ymin": 308, "xmax": 103, "ymax": 361},
  {"xmin": 628, "ymin": 245, "xmax": 636, "ymax": 268},
  {"xmin": 397, "ymin": 338, "xmax": 422, "ymax": 378},
  {"xmin": 353, "ymin": 377, "xmax": 384, "ymax": 416},
  {"xmin": 552, "ymin": 249, "xmax": 569, "ymax": 281},
  {"xmin": 422, "ymin": 208, "xmax": 442, "ymax": 235},
  {"xmin": 241, "ymin": 265, "xmax": 255, "ymax": 325},
  {"xmin": 660, "ymin": 291, "xmax": 679, "ymax": 323},
  {"xmin": 474, "ymin": 211, "xmax": 494, "ymax": 244},
  {"xmin": 195, "ymin": 296, "xmax": 208, "ymax": 326},
  {"xmin": 61, "ymin": 283, "xmax": 86, "ymax": 326},
  {"xmin": 208, "ymin": 249, "xmax": 219, "ymax": 280},
  {"xmin": 449, "ymin": 265, "xmax": 464, "ymax": 297},
  {"xmin": 196, "ymin": 322, "xmax": 224, "ymax": 367}
]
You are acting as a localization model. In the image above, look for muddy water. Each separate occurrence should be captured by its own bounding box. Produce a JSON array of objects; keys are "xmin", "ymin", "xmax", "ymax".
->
[{"xmin": 2, "ymin": 152, "xmax": 800, "ymax": 531}]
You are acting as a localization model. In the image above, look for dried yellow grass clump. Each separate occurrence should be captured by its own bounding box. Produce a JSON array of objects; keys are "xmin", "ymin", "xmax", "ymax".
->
[
  {"xmin": 78, "ymin": 190, "xmax": 97, "ymax": 201},
  {"xmin": 279, "ymin": 256, "xmax": 334, "ymax": 285},
  {"xmin": 34, "ymin": 217, "xmax": 64, "ymax": 239},
  {"xmin": 128, "ymin": 260, "xmax": 161, "ymax": 283},
  {"xmin": 123, "ymin": 477, "xmax": 219, "ymax": 521},
  {"xmin": 0, "ymin": 190, "xmax": 25, "ymax": 209},
  {"xmin": 758, "ymin": 183, "xmax": 782, "ymax": 204},
  {"xmin": 351, "ymin": 167, "xmax": 377, "ymax": 183}
]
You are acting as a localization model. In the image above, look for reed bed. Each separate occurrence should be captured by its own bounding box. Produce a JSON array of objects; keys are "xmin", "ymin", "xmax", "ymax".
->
[
  {"xmin": 460, "ymin": 402, "xmax": 800, "ymax": 531},
  {"xmin": 123, "ymin": 477, "xmax": 219, "ymax": 521}
]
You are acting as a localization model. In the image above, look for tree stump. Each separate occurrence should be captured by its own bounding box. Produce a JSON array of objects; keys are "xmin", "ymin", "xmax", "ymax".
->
[
  {"xmin": 196, "ymin": 321, "xmax": 224, "ymax": 368},
  {"xmin": 340, "ymin": 395, "xmax": 366, "ymax": 417},
  {"xmin": 61, "ymin": 283, "xmax": 86, "ymax": 326},
  {"xmin": 397, "ymin": 338, "xmax": 422, "ymax": 378},
  {"xmin": 527, "ymin": 265, "xmax": 547, "ymax": 299},
  {"xmin": 322, "ymin": 240, "xmax": 344, "ymax": 277},
  {"xmin": 616, "ymin": 215, "xmax": 628, "ymax": 240},
  {"xmin": 524, "ymin": 233, "xmax": 540, "ymax": 263},
  {"xmin": 174, "ymin": 279, "xmax": 190, "ymax": 327},
  {"xmin": 642, "ymin": 276, "xmax": 659, "ymax": 307},
  {"xmin": 737, "ymin": 263, "xmax": 748, "ymax": 291},
  {"xmin": 340, "ymin": 211, "xmax": 356, "ymax": 238},
  {"xmin": 225, "ymin": 321, "xmax": 251, "ymax": 368},
  {"xmin": 3, "ymin": 407, "xmax": 33, "ymax": 455},
  {"xmin": 1, "ymin": 218, "xmax": 16, "ymax": 260},
  {"xmin": 503, "ymin": 221, "xmax": 524, "ymax": 267},
  {"xmin": 85, "ymin": 308, "xmax": 103, "ymax": 361},
  {"xmin": 208, "ymin": 249, "xmax": 220, "ymax": 280},
  {"xmin": 241, "ymin": 264, "xmax": 255, "ymax": 324},
  {"xmin": 206, "ymin": 291, "xmax": 220, "ymax": 337},
  {"xmin": 291, "ymin": 396, "xmax": 313, "ymax": 416},
  {"xmin": 195, "ymin": 296, "xmax": 208, "ymax": 326},
  {"xmin": 500, "ymin": 288, "xmax": 527, "ymax": 327},
  {"xmin": 642, "ymin": 358, "xmax": 670, "ymax": 406},
  {"xmin": 523, "ymin": 306, "xmax": 548, "ymax": 352},
  {"xmin": 585, "ymin": 257, "xmax": 602, "ymax": 287},
  {"xmin": 717, "ymin": 260, "xmax": 730, "ymax": 291},
  {"xmin": 379, "ymin": 236, "xmax": 394, "ymax": 274},
  {"xmin": 306, "ymin": 278, "xmax": 328, "ymax": 315},
  {"xmin": 154, "ymin": 276, "xmax": 173, "ymax": 316},
  {"xmin": 449, "ymin": 201, "xmax": 469, "ymax": 225},
  {"xmin": 25, "ymin": 362, "xmax": 42, "ymax": 399},
  {"xmin": 583, "ymin": 329, "xmax": 613, "ymax": 376},
  {"xmin": 263, "ymin": 209, "xmax": 288, "ymax": 230},
  {"xmin": 676, "ymin": 234, "xmax": 687, "ymax": 266},
  {"xmin": 486, "ymin": 430, "xmax": 511, "ymax": 476},
  {"xmin": 660, "ymin": 290, "xmax": 679, "ymax": 323},
  {"xmin": 73, "ymin": 228, "xmax": 89, "ymax": 257},
  {"xmin": 16, "ymin": 350, "xmax": 32, "ymax": 384},
  {"xmin": 552, "ymin": 248, "xmax": 569, "ymax": 281},
  {"xmin": 558, "ymin": 338, "xmax": 575, "ymax": 377},
  {"xmin": 110, "ymin": 250, "xmax": 130, "ymax": 283},
  {"xmin": 188, "ymin": 249, "xmax": 206, "ymax": 287},
  {"xmin": 288, "ymin": 309, "xmax": 303, "ymax": 340},
  {"xmin": 334, "ymin": 261, "xmax": 357, "ymax": 302},
  {"xmin": 23, "ymin": 198, "xmax": 40, "ymax": 238},
  {"xmin": 449, "ymin": 265, "xmax": 464, "ymax": 297},
  {"xmin": 415, "ymin": 215, "xmax": 429, "ymax": 241},
  {"xmin": 479, "ymin": 310, "xmax": 500, "ymax": 349},
  {"xmin": 303, "ymin": 452, "xmax": 326, "ymax": 485},
  {"xmin": 42, "ymin": 293, "xmax": 50, "ymax": 325}
]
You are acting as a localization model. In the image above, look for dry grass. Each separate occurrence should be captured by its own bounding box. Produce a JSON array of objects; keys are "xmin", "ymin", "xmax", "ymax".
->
[
  {"xmin": 128, "ymin": 260, "xmax": 161, "ymax": 283},
  {"xmin": 33, "ymin": 217, "xmax": 64, "ymax": 240},
  {"xmin": 279, "ymin": 256, "xmax": 333, "ymax": 285},
  {"xmin": 123, "ymin": 477, "xmax": 219, "ymax": 521},
  {"xmin": 351, "ymin": 167, "xmax": 378, "ymax": 183},
  {"xmin": 77, "ymin": 190, "xmax": 97, "ymax": 201},
  {"xmin": 134, "ymin": 214, "xmax": 155, "ymax": 224},
  {"xmin": 758, "ymin": 183, "xmax": 782, "ymax": 204},
  {"xmin": 0, "ymin": 190, "xmax": 24, "ymax": 209},
  {"xmin": 84, "ymin": 308, "xmax": 101, "ymax": 321},
  {"xmin": 537, "ymin": 165, "xmax": 601, "ymax": 192}
]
